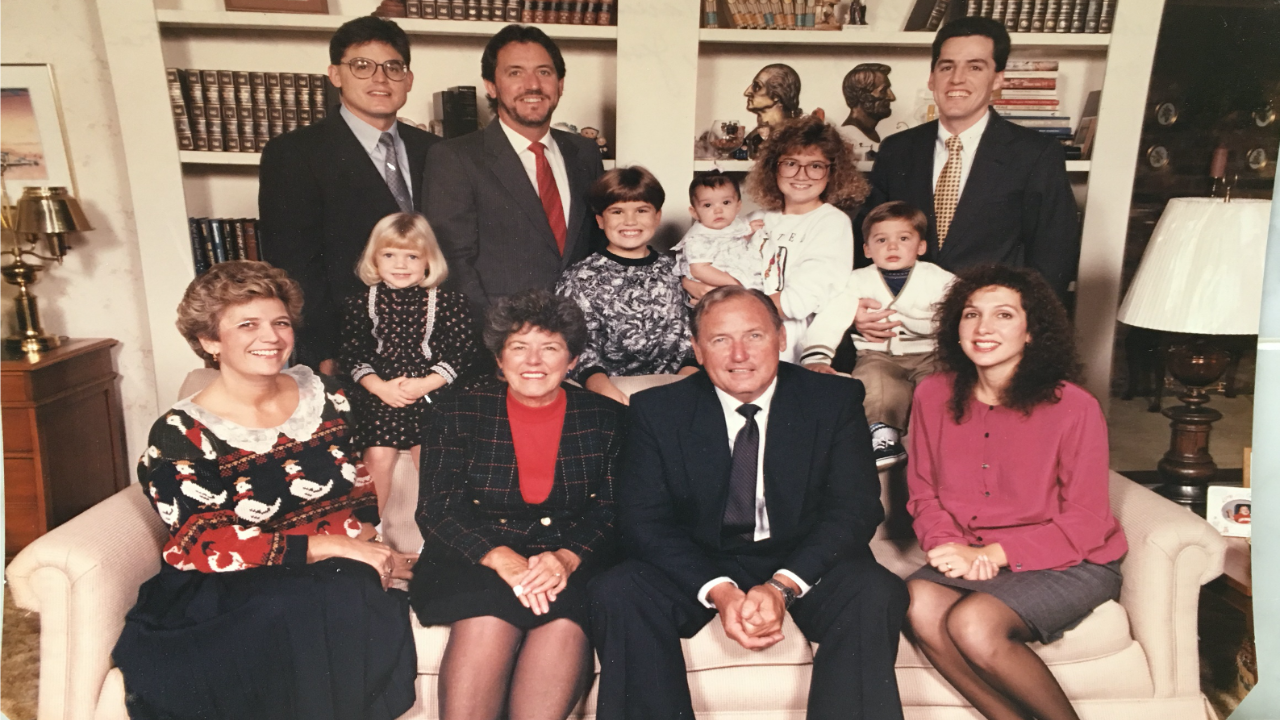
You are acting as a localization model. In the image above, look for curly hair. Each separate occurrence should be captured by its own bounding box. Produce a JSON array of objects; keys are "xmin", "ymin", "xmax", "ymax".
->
[
  {"xmin": 746, "ymin": 114, "xmax": 870, "ymax": 212},
  {"xmin": 933, "ymin": 265, "xmax": 1080, "ymax": 423},
  {"xmin": 176, "ymin": 261, "xmax": 304, "ymax": 363},
  {"xmin": 483, "ymin": 288, "xmax": 589, "ymax": 359}
]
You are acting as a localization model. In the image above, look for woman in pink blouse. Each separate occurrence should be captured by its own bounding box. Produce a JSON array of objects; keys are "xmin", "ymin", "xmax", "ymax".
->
[{"xmin": 904, "ymin": 265, "xmax": 1127, "ymax": 720}]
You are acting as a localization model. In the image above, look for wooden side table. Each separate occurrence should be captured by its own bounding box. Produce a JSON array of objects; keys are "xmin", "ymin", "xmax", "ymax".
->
[{"xmin": 3, "ymin": 339, "xmax": 129, "ymax": 557}]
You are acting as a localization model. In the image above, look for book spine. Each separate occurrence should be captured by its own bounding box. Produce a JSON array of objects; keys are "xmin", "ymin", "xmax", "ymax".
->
[
  {"xmin": 1004, "ymin": 0, "xmax": 1020, "ymax": 29},
  {"xmin": 1055, "ymin": 0, "xmax": 1073, "ymax": 31},
  {"xmin": 1043, "ymin": 0, "xmax": 1060, "ymax": 31},
  {"xmin": 1084, "ymin": 0, "xmax": 1101, "ymax": 32},
  {"xmin": 465, "ymin": 0, "xmax": 480, "ymax": 20},
  {"xmin": 167, "ymin": 69, "xmax": 195, "ymax": 150},
  {"xmin": 981, "ymin": 0, "xmax": 994, "ymax": 17},
  {"xmin": 1016, "ymin": 0, "xmax": 1033, "ymax": 31},
  {"xmin": 1070, "ymin": 0, "xmax": 1087, "ymax": 31},
  {"xmin": 421, "ymin": 0, "xmax": 438, "ymax": 18},
  {"xmin": 189, "ymin": 219, "xmax": 210, "ymax": 275},
  {"xmin": 283, "ymin": 107, "xmax": 299, "ymax": 134},
  {"xmin": 244, "ymin": 219, "xmax": 261, "ymax": 262},
  {"xmin": 507, "ymin": 1, "xmax": 522, "ymax": 22},
  {"xmin": 925, "ymin": 0, "xmax": 952, "ymax": 31},
  {"xmin": 1001, "ymin": 77, "xmax": 1056, "ymax": 88},
  {"xmin": 206, "ymin": 219, "xmax": 228, "ymax": 264},
  {"xmin": 1029, "ymin": 0, "xmax": 1046, "ymax": 31},
  {"xmin": 557, "ymin": 0, "xmax": 571, "ymax": 23},
  {"xmin": 232, "ymin": 220, "xmax": 249, "ymax": 260},
  {"xmin": 1098, "ymin": 0, "xmax": 1114, "ymax": 33},
  {"xmin": 966, "ymin": 0, "xmax": 979, "ymax": 16},
  {"xmin": 1004, "ymin": 60, "xmax": 1058, "ymax": 71},
  {"xmin": 597, "ymin": 0, "xmax": 613, "ymax": 25}
]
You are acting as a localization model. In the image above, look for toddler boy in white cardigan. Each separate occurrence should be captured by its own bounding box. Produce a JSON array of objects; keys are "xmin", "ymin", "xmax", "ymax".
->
[{"xmin": 801, "ymin": 201, "xmax": 955, "ymax": 468}]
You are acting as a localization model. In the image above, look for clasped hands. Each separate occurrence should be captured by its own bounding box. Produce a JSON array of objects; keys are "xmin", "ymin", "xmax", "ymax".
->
[
  {"xmin": 707, "ymin": 575, "xmax": 798, "ymax": 651},
  {"xmin": 307, "ymin": 525, "xmax": 416, "ymax": 590},
  {"xmin": 854, "ymin": 298, "xmax": 903, "ymax": 341},
  {"xmin": 368, "ymin": 376, "xmax": 439, "ymax": 408},
  {"xmin": 482, "ymin": 546, "xmax": 581, "ymax": 616},
  {"xmin": 926, "ymin": 542, "xmax": 1005, "ymax": 581}
]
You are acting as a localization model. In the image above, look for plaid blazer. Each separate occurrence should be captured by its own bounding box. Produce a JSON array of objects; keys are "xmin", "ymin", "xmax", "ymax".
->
[{"xmin": 417, "ymin": 382, "xmax": 627, "ymax": 566}]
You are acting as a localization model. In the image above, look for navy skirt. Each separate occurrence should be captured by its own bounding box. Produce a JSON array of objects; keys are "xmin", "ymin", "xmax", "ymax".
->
[
  {"xmin": 908, "ymin": 560, "xmax": 1122, "ymax": 643},
  {"xmin": 113, "ymin": 558, "xmax": 416, "ymax": 720},
  {"xmin": 409, "ymin": 557, "xmax": 594, "ymax": 632}
]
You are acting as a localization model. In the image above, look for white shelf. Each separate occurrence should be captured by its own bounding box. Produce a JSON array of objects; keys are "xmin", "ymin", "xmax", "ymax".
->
[
  {"xmin": 180, "ymin": 150, "xmax": 261, "ymax": 165},
  {"xmin": 156, "ymin": 10, "xmax": 618, "ymax": 40},
  {"xmin": 699, "ymin": 28, "xmax": 1109, "ymax": 49},
  {"xmin": 694, "ymin": 159, "xmax": 1091, "ymax": 173},
  {"xmin": 180, "ymin": 149, "xmax": 617, "ymax": 171}
]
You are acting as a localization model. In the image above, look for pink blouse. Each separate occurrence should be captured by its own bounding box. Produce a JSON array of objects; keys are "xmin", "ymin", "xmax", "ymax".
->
[{"xmin": 906, "ymin": 373, "xmax": 1127, "ymax": 572}]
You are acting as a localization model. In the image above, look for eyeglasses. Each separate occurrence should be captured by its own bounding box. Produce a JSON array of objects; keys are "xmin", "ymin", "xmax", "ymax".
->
[
  {"xmin": 340, "ymin": 58, "xmax": 409, "ymax": 81},
  {"xmin": 777, "ymin": 158, "xmax": 832, "ymax": 179}
]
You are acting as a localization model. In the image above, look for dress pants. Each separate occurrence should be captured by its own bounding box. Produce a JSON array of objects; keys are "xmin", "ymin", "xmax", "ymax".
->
[
  {"xmin": 589, "ymin": 553, "xmax": 909, "ymax": 720},
  {"xmin": 849, "ymin": 350, "xmax": 937, "ymax": 432}
]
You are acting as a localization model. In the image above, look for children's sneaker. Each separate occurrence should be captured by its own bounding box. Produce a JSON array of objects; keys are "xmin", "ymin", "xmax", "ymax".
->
[{"xmin": 869, "ymin": 423, "xmax": 907, "ymax": 469}]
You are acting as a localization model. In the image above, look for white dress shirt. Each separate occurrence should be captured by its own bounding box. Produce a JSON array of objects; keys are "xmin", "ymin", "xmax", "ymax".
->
[
  {"xmin": 497, "ymin": 118, "xmax": 572, "ymax": 225},
  {"xmin": 931, "ymin": 109, "xmax": 991, "ymax": 199},
  {"xmin": 340, "ymin": 105, "xmax": 413, "ymax": 197},
  {"xmin": 696, "ymin": 377, "xmax": 812, "ymax": 608}
]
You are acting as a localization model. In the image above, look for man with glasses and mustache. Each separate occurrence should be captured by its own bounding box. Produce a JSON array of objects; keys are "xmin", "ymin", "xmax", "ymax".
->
[
  {"xmin": 423, "ymin": 25, "xmax": 605, "ymax": 317},
  {"xmin": 259, "ymin": 16, "xmax": 438, "ymax": 375}
]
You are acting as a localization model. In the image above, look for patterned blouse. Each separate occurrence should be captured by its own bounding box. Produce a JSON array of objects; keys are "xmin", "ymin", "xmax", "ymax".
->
[
  {"xmin": 138, "ymin": 366, "xmax": 379, "ymax": 573},
  {"xmin": 555, "ymin": 248, "xmax": 695, "ymax": 382}
]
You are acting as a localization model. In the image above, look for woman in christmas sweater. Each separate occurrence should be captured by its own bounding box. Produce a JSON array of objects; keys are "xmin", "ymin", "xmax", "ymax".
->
[{"xmin": 112, "ymin": 261, "xmax": 418, "ymax": 720}]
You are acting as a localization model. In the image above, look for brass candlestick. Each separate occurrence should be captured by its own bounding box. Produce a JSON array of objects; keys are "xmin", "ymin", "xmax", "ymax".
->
[{"xmin": 1, "ymin": 183, "xmax": 92, "ymax": 356}]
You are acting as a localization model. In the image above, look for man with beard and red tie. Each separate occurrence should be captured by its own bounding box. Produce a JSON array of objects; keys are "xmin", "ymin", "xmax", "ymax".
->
[{"xmin": 422, "ymin": 25, "xmax": 605, "ymax": 317}]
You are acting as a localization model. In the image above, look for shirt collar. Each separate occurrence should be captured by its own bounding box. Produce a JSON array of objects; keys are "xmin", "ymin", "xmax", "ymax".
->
[
  {"xmin": 498, "ymin": 117, "xmax": 554, "ymax": 155},
  {"xmin": 340, "ymin": 104, "xmax": 400, "ymax": 154},
  {"xmin": 937, "ymin": 108, "xmax": 991, "ymax": 148},
  {"xmin": 713, "ymin": 375, "xmax": 779, "ymax": 418}
]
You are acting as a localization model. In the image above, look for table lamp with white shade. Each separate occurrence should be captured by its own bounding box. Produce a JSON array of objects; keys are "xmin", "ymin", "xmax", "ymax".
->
[{"xmin": 1117, "ymin": 196, "xmax": 1271, "ymax": 509}]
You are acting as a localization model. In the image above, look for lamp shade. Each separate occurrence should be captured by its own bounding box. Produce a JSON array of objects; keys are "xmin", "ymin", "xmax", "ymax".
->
[
  {"xmin": 1117, "ymin": 197, "xmax": 1271, "ymax": 335},
  {"xmin": 14, "ymin": 186, "xmax": 92, "ymax": 235}
]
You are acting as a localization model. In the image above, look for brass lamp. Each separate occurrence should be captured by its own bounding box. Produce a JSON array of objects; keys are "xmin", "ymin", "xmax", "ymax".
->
[{"xmin": 2, "ymin": 186, "xmax": 92, "ymax": 355}]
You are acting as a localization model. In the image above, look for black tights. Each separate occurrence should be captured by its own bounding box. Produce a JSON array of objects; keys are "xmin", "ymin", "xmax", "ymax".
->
[
  {"xmin": 437, "ymin": 616, "xmax": 591, "ymax": 720},
  {"xmin": 905, "ymin": 579, "xmax": 1080, "ymax": 720}
]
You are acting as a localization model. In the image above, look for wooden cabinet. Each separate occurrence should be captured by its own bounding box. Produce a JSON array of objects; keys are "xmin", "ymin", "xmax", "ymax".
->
[{"xmin": 3, "ymin": 339, "xmax": 129, "ymax": 557}]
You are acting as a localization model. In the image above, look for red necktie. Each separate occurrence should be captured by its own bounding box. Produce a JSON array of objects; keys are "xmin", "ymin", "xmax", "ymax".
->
[{"xmin": 529, "ymin": 141, "xmax": 567, "ymax": 255}]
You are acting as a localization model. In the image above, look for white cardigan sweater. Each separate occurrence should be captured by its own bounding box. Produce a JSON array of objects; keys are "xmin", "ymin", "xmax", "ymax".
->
[{"xmin": 800, "ymin": 261, "xmax": 956, "ymax": 362}]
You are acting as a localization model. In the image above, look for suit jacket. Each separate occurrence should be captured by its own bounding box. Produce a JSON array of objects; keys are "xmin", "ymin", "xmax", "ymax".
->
[
  {"xmin": 620, "ymin": 364, "xmax": 884, "ymax": 599},
  {"xmin": 258, "ymin": 112, "xmax": 439, "ymax": 365},
  {"xmin": 416, "ymin": 382, "xmax": 627, "ymax": 569},
  {"xmin": 866, "ymin": 110, "xmax": 1080, "ymax": 299},
  {"xmin": 422, "ymin": 120, "xmax": 606, "ymax": 313}
]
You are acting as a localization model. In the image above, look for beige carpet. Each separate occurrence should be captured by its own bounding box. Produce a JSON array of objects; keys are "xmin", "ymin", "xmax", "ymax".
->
[{"xmin": 2, "ymin": 584, "xmax": 40, "ymax": 720}]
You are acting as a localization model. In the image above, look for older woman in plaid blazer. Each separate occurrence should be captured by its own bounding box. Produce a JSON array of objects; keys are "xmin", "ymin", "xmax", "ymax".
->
[{"xmin": 410, "ymin": 288, "xmax": 628, "ymax": 720}]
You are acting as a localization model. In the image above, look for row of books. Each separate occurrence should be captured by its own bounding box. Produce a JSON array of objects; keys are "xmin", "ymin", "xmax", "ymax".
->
[
  {"xmin": 963, "ymin": 0, "xmax": 1115, "ymax": 34},
  {"xmin": 991, "ymin": 60, "xmax": 1061, "ymax": 116},
  {"xmin": 167, "ymin": 68, "xmax": 338, "ymax": 153},
  {"xmin": 393, "ymin": 0, "xmax": 616, "ymax": 24},
  {"xmin": 704, "ymin": 0, "xmax": 832, "ymax": 30},
  {"xmin": 189, "ymin": 218, "xmax": 263, "ymax": 276}
]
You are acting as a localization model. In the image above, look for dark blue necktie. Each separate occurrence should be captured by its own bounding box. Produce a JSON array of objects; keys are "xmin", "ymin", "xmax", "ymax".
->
[{"xmin": 722, "ymin": 403, "xmax": 760, "ymax": 540}]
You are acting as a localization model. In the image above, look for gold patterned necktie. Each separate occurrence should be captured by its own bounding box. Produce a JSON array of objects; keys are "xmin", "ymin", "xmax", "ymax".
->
[{"xmin": 934, "ymin": 135, "xmax": 964, "ymax": 248}]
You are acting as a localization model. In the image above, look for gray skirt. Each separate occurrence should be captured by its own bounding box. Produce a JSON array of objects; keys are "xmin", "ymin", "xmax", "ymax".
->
[{"xmin": 907, "ymin": 559, "xmax": 1122, "ymax": 644}]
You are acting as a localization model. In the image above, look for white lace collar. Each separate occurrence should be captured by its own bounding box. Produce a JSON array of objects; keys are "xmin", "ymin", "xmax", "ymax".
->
[{"xmin": 172, "ymin": 365, "xmax": 328, "ymax": 455}]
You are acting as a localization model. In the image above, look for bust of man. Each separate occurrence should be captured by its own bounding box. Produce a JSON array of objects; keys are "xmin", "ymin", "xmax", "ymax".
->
[
  {"xmin": 744, "ymin": 64, "xmax": 803, "ymax": 138},
  {"xmin": 841, "ymin": 63, "xmax": 895, "ymax": 143}
]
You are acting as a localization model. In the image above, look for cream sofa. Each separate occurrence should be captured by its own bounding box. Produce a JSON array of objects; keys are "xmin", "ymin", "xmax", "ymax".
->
[{"xmin": 6, "ymin": 371, "xmax": 1225, "ymax": 720}]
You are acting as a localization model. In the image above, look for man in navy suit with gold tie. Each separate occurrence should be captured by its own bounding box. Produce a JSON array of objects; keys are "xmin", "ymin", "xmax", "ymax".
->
[{"xmin": 590, "ymin": 287, "xmax": 908, "ymax": 720}]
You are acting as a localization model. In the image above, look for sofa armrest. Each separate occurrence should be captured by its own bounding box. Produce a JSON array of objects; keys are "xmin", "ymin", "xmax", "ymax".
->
[
  {"xmin": 1107, "ymin": 472, "xmax": 1226, "ymax": 700},
  {"xmin": 5, "ymin": 486, "xmax": 168, "ymax": 720}
]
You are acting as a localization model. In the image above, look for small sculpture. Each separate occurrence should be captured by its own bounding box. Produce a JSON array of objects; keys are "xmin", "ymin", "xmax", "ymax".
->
[
  {"xmin": 580, "ymin": 126, "xmax": 611, "ymax": 159},
  {"xmin": 744, "ymin": 64, "xmax": 802, "ymax": 157},
  {"xmin": 815, "ymin": 1, "xmax": 841, "ymax": 30},
  {"xmin": 838, "ymin": 63, "xmax": 894, "ymax": 160},
  {"xmin": 847, "ymin": 0, "xmax": 868, "ymax": 26}
]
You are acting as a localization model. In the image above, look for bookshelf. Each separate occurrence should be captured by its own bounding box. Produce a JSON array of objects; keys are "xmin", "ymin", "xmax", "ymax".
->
[
  {"xmin": 100, "ymin": 0, "xmax": 1163, "ymax": 408},
  {"xmin": 691, "ymin": 159, "xmax": 1092, "ymax": 173}
]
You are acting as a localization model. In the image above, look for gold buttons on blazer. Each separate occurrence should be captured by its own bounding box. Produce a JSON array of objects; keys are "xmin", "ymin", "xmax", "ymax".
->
[
  {"xmin": 473, "ymin": 499, "xmax": 480, "ymax": 505},
  {"xmin": 540, "ymin": 517, "xmax": 552, "ymax": 526},
  {"xmin": 589, "ymin": 493, "xmax": 596, "ymax": 498},
  {"xmin": 498, "ymin": 518, "xmax": 507, "ymax": 524}
]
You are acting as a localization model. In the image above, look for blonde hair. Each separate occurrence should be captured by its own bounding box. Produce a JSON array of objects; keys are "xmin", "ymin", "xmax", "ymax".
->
[
  {"xmin": 356, "ymin": 213, "xmax": 449, "ymax": 288},
  {"xmin": 176, "ymin": 261, "xmax": 303, "ymax": 363}
]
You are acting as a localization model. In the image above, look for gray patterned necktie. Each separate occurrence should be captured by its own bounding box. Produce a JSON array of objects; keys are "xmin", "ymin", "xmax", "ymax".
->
[{"xmin": 378, "ymin": 132, "xmax": 413, "ymax": 214}]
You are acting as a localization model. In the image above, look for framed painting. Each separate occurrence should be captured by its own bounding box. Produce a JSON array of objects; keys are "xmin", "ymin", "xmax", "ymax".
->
[{"xmin": 1, "ymin": 64, "xmax": 76, "ymax": 195}]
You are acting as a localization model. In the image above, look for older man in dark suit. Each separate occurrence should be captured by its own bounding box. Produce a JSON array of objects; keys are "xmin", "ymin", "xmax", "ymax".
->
[
  {"xmin": 590, "ymin": 286, "xmax": 908, "ymax": 720},
  {"xmin": 857, "ymin": 17, "xmax": 1079, "ymax": 343},
  {"xmin": 258, "ymin": 16, "xmax": 438, "ymax": 373},
  {"xmin": 423, "ymin": 25, "xmax": 604, "ymax": 316}
]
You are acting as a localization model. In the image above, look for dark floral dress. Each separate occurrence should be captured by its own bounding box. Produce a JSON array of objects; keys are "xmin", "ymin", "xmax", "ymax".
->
[
  {"xmin": 340, "ymin": 283, "xmax": 491, "ymax": 450},
  {"xmin": 554, "ymin": 248, "xmax": 695, "ymax": 383}
]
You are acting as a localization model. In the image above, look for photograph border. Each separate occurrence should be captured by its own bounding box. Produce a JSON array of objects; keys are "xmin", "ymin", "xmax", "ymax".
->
[{"xmin": 1, "ymin": 63, "xmax": 76, "ymax": 195}]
